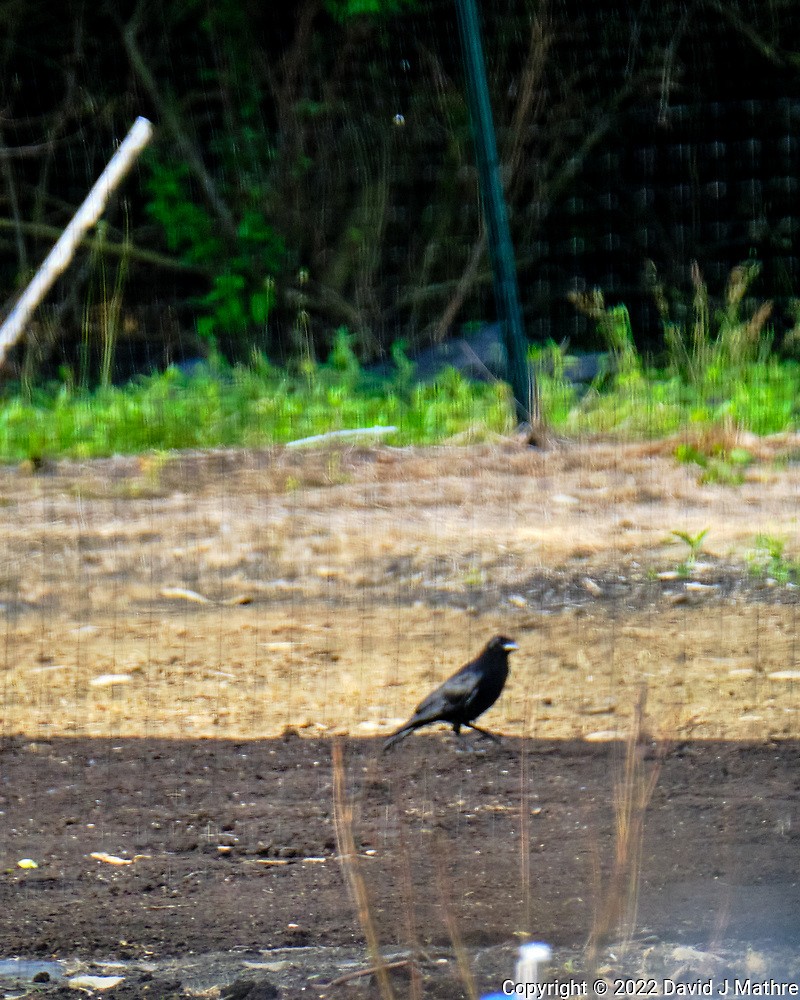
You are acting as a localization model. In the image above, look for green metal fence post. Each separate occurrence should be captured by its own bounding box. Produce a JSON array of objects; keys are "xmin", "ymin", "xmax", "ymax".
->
[{"xmin": 455, "ymin": 0, "xmax": 535, "ymax": 426}]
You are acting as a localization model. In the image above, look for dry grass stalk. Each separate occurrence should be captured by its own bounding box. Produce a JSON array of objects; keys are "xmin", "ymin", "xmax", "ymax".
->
[
  {"xmin": 645, "ymin": 258, "xmax": 773, "ymax": 381},
  {"xmin": 331, "ymin": 739, "xmax": 396, "ymax": 1000},
  {"xmin": 393, "ymin": 797, "xmax": 424, "ymax": 1000},
  {"xmin": 690, "ymin": 261, "xmax": 711, "ymax": 376},
  {"xmin": 587, "ymin": 686, "xmax": 665, "ymax": 960},
  {"xmin": 329, "ymin": 958, "xmax": 417, "ymax": 988},
  {"xmin": 433, "ymin": 832, "xmax": 479, "ymax": 1000},
  {"xmin": 519, "ymin": 746, "xmax": 532, "ymax": 937}
]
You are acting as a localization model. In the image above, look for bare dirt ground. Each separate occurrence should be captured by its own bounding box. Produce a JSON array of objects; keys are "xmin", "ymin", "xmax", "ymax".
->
[{"xmin": 2, "ymin": 437, "xmax": 800, "ymax": 998}]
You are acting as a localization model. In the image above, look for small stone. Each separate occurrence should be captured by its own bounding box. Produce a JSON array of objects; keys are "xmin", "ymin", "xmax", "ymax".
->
[
  {"xmin": 68, "ymin": 975, "xmax": 124, "ymax": 990},
  {"xmin": 768, "ymin": 670, "xmax": 800, "ymax": 681},
  {"xmin": 89, "ymin": 674, "xmax": 133, "ymax": 687},
  {"xmin": 582, "ymin": 577, "xmax": 603, "ymax": 597}
]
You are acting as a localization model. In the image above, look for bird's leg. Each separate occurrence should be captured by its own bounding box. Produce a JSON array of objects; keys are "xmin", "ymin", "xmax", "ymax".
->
[
  {"xmin": 450, "ymin": 722, "xmax": 476, "ymax": 752},
  {"xmin": 464, "ymin": 722, "xmax": 502, "ymax": 744}
]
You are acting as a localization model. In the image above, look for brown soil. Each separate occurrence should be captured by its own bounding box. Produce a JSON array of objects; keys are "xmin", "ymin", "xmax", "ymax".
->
[{"xmin": 1, "ymin": 437, "xmax": 800, "ymax": 997}]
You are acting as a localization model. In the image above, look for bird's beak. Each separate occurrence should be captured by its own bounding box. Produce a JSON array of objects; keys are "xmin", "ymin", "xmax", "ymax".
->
[{"xmin": 503, "ymin": 641, "xmax": 519, "ymax": 651}]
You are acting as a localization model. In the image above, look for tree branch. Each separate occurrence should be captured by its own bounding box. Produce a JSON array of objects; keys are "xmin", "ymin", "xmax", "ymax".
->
[
  {"xmin": 0, "ymin": 217, "xmax": 204, "ymax": 274},
  {"xmin": 702, "ymin": 0, "xmax": 799, "ymax": 69},
  {"xmin": 113, "ymin": 1, "xmax": 238, "ymax": 241},
  {"xmin": 0, "ymin": 128, "xmax": 27, "ymax": 276},
  {"xmin": 427, "ymin": 234, "xmax": 486, "ymax": 342}
]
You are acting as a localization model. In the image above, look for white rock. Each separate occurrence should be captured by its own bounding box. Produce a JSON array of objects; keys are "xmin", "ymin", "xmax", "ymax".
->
[
  {"xmin": 68, "ymin": 975, "xmax": 124, "ymax": 990},
  {"xmin": 89, "ymin": 674, "xmax": 133, "ymax": 687}
]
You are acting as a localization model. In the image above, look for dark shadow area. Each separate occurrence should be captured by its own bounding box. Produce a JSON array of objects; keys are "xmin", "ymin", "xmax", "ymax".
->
[{"xmin": 1, "ymin": 733, "xmax": 798, "ymax": 965}]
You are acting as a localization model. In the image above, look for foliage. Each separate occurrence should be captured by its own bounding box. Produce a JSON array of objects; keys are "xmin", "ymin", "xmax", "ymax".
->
[
  {"xmin": 5, "ymin": 324, "xmax": 800, "ymax": 463},
  {"xmin": 144, "ymin": 156, "xmax": 283, "ymax": 351},
  {"xmin": 0, "ymin": 346, "xmax": 515, "ymax": 462},
  {"xmin": 671, "ymin": 528, "xmax": 708, "ymax": 577},
  {"xmin": 566, "ymin": 292, "xmax": 639, "ymax": 376},
  {"xmin": 529, "ymin": 342, "xmax": 580, "ymax": 425},
  {"xmin": 674, "ymin": 439, "xmax": 752, "ymax": 486},
  {"xmin": 746, "ymin": 534, "xmax": 799, "ymax": 584},
  {"xmin": 560, "ymin": 356, "xmax": 800, "ymax": 438},
  {"xmin": 143, "ymin": 160, "xmax": 221, "ymax": 266},
  {"xmin": 644, "ymin": 259, "xmax": 777, "ymax": 387},
  {"xmin": 324, "ymin": 0, "xmax": 418, "ymax": 19},
  {"xmin": 562, "ymin": 261, "xmax": 800, "ymax": 439},
  {"xmin": 1, "ymin": 0, "xmax": 797, "ymax": 385}
]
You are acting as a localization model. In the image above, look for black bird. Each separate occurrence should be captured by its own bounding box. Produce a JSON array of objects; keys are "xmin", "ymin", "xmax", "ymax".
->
[{"xmin": 383, "ymin": 635, "xmax": 518, "ymax": 751}]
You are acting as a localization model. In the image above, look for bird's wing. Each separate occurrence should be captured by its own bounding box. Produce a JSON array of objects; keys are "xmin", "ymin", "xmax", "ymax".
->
[{"xmin": 411, "ymin": 666, "xmax": 479, "ymax": 721}]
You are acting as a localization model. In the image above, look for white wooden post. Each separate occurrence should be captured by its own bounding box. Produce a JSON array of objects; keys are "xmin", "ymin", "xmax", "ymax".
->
[{"xmin": 0, "ymin": 116, "xmax": 154, "ymax": 367}]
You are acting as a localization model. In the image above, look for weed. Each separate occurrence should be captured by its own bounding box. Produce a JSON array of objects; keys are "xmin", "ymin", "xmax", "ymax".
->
[
  {"xmin": 698, "ymin": 461, "xmax": 747, "ymax": 486},
  {"xmin": 433, "ymin": 830, "xmax": 479, "ymax": 1000},
  {"xmin": 0, "ymin": 347, "xmax": 515, "ymax": 461},
  {"xmin": 671, "ymin": 528, "xmax": 708, "ymax": 576},
  {"xmin": 331, "ymin": 741, "xmax": 395, "ymax": 1000},
  {"xmin": 674, "ymin": 433, "xmax": 752, "ymax": 487},
  {"xmin": 92, "ymin": 218, "xmax": 131, "ymax": 390},
  {"xmin": 674, "ymin": 442, "xmax": 708, "ymax": 467},
  {"xmin": 529, "ymin": 341, "xmax": 580, "ymax": 425},
  {"xmin": 6, "ymin": 312, "xmax": 800, "ymax": 461},
  {"xmin": 562, "ymin": 260, "xmax": 800, "ymax": 439},
  {"xmin": 566, "ymin": 290, "xmax": 639, "ymax": 375},
  {"xmin": 746, "ymin": 534, "xmax": 798, "ymax": 584},
  {"xmin": 588, "ymin": 687, "xmax": 664, "ymax": 957},
  {"xmin": 646, "ymin": 259, "xmax": 773, "ymax": 387},
  {"xmin": 390, "ymin": 339, "xmax": 416, "ymax": 400},
  {"xmin": 327, "ymin": 327, "xmax": 362, "ymax": 390},
  {"xmin": 463, "ymin": 564, "xmax": 485, "ymax": 588}
]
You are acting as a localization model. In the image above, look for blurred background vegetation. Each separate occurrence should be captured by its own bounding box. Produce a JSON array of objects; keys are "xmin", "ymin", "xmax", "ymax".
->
[{"xmin": 1, "ymin": 0, "xmax": 800, "ymax": 422}]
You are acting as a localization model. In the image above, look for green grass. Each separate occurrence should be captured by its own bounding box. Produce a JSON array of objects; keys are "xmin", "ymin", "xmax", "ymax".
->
[
  {"xmin": 746, "ymin": 534, "xmax": 799, "ymax": 584},
  {"xmin": 2, "ymin": 340, "xmax": 800, "ymax": 463},
  {"xmin": 563, "ymin": 258, "xmax": 800, "ymax": 437},
  {"xmin": 673, "ymin": 438, "xmax": 753, "ymax": 486},
  {"xmin": 558, "ymin": 359, "xmax": 800, "ymax": 437},
  {"xmin": 0, "ymin": 357, "xmax": 518, "ymax": 461}
]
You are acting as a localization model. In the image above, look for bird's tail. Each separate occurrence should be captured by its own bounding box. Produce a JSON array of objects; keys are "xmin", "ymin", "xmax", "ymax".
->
[{"xmin": 382, "ymin": 723, "xmax": 418, "ymax": 752}]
